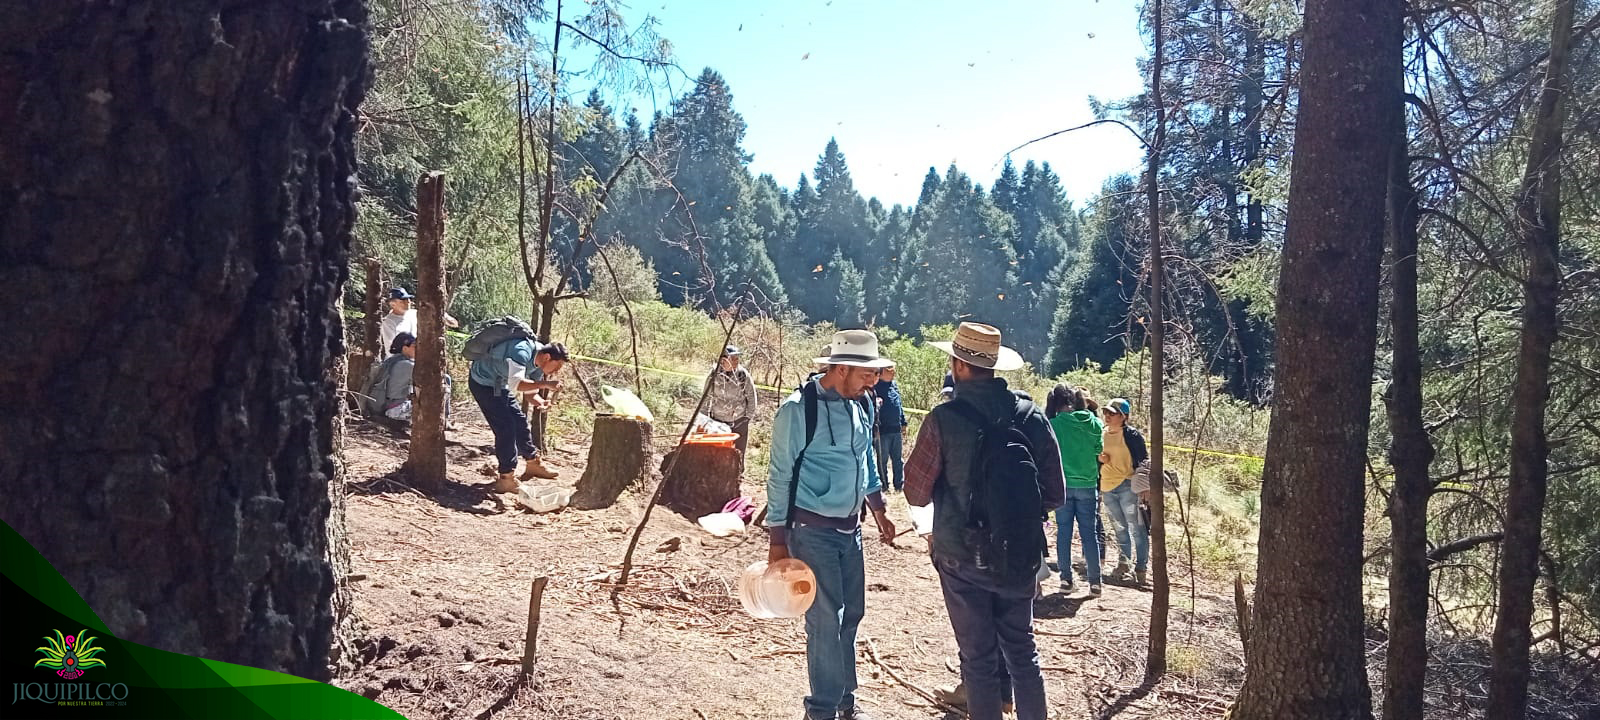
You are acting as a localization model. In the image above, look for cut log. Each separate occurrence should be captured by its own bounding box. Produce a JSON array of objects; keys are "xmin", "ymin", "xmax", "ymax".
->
[
  {"xmin": 659, "ymin": 443, "xmax": 741, "ymax": 519},
  {"xmin": 570, "ymin": 415, "xmax": 653, "ymax": 510}
]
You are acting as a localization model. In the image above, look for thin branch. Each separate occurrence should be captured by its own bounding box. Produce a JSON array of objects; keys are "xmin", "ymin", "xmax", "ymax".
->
[{"xmin": 999, "ymin": 119, "xmax": 1150, "ymax": 168}]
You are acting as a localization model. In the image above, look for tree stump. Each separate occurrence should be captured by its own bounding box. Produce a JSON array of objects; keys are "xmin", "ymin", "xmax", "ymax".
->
[
  {"xmin": 570, "ymin": 415, "xmax": 653, "ymax": 510},
  {"xmin": 658, "ymin": 443, "xmax": 742, "ymax": 519}
]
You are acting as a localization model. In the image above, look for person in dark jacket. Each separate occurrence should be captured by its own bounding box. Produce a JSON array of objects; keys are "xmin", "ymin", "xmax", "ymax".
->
[
  {"xmin": 1098, "ymin": 397, "xmax": 1149, "ymax": 585},
  {"xmin": 904, "ymin": 322, "xmax": 1066, "ymax": 720},
  {"xmin": 872, "ymin": 362, "xmax": 908, "ymax": 492}
]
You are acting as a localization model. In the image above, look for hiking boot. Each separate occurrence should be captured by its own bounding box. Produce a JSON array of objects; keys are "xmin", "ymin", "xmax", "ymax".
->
[
  {"xmin": 1135, "ymin": 568, "xmax": 1148, "ymax": 587},
  {"xmin": 1111, "ymin": 560, "xmax": 1131, "ymax": 580},
  {"xmin": 1059, "ymin": 578, "xmax": 1076, "ymax": 594},
  {"xmin": 519, "ymin": 457, "xmax": 558, "ymax": 480},
  {"xmin": 1090, "ymin": 583, "xmax": 1103, "ymax": 596},
  {"xmin": 838, "ymin": 706, "xmax": 876, "ymax": 720},
  {"xmin": 494, "ymin": 472, "xmax": 519, "ymax": 493},
  {"xmin": 934, "ymin": 683, "xmax": 968, "ymax": 709}
]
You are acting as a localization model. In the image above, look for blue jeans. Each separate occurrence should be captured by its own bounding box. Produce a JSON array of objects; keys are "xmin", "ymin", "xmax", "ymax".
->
[
  {"xmin": 788, "ymin": 525, "xmax": 866, "ymax": 719},
  {"xmin": 469, "ymin": 380, "xmax": 536, "ymax": 474},
  {"xmin": 934, "ymin": 556, "xmax": 1047, "ymax": 720},
  {"xmin": 1102, "ymin": 480, "xmax": 1148, "ymax": 573},
  {"xmin": 1056, "ymin": 487, "xmax": 1102, "ymax": 584},
  {"xmin": 876, "ymin": 430, "xmax": 905, "ymax": 490}
]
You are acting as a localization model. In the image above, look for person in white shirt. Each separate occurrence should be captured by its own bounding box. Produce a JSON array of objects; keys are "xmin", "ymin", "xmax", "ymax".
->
[
  {"xmin": 379, "ymin": 287, "xmax": 460, "ymax": 352},
  {"xmin": 380, "ymin": 287, "xmax": 460, "ymax": 426}
]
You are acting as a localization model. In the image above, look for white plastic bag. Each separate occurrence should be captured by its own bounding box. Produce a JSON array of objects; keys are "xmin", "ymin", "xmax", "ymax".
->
[
  {"xmin": 908, "ymin": 503, "xmax": 935, "ymax": 536},
  {"xmin": 696, "ymin": 511, "xmax": 746, "ymax": 537},
  {"xmin": 692, "ymin": 413, "xmax": 732, "ymax": 435},
  {"xmin": 517, "ymin": 485, "xmax": 573, "ymax": 513},
  {"xmin": 600, "ymin": 385, "xmax": 654, "ymax": 422}
]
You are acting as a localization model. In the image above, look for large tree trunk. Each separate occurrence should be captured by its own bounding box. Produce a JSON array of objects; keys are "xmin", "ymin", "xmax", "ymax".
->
[
  {"xmin": 1144, "ymin": 0, "xmax": 1170, "ymax": 682},
  {"xmin": 1487, "ymin": 0, "xmax": 1576, "ymax": 716},
  {"xmin": 0, "ymin": 0, "xmax": 368, "ymax": 680},
  {"xmin": 407, "ymin": 171, "xmax": 448, "ymax": 489},
  {"xmin": 570, "ymin": 416, "xmax": 653, "ymax": 510},
  {"xmin": 1382, "ymin": 97, "xmax": 1433, "ymax": 720},
  {"xmin": 1230, "ymin": 0, "xmax": 1400, "ymax": 717}
]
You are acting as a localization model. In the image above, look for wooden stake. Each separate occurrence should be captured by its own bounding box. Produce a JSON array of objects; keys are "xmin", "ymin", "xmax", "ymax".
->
[{"xmin": 522, "ymin": 575, "xmax": 549, "ymax": 678}]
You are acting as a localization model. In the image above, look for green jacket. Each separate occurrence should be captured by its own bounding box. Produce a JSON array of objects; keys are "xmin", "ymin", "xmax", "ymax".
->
[{"xmin": 1050, "ymin": 410, "xmax": 1104, "ymax": 489}]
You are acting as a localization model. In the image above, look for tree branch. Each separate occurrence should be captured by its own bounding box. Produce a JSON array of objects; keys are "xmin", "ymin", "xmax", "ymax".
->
[{"xmin": 1428, "ymin": 532, "xmax": 1504, "ymax": 564}]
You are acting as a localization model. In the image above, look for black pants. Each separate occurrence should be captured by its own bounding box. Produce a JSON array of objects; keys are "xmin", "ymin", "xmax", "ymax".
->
[
  {"xmin": 469, "ymin": 380, "xmax": 536, "ymax": 474},
  {"xmin": 726, "ymin": 416, "xmax": 750, "ymax": 455}
]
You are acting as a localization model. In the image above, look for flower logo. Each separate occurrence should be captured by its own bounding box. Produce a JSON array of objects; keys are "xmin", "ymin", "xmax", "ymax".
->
[{"xmin": 35, "ymin": 629, "xmax": 107, "ymax": 680}]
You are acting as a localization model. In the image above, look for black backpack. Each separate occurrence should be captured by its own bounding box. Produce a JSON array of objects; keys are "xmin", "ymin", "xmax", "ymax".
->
[
  {"xmin": 946, "ymin": 398, "xmax": 1047, "ymax": 585},
  {"xmin": 462, "ymin": 316, "xmax": 535, "ymax": 360},
  {"xmin": 785, "ymin": 381, "xmax": 875, "ymax": 530}
]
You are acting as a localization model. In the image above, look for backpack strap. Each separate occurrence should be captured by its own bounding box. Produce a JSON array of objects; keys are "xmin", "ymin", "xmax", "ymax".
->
[{"xmin": 786, "ymin": 381, "xmax": 821, "ymax": 530}]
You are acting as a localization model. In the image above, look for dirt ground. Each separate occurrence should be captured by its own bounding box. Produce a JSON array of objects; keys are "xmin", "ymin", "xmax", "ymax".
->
[{"xmin": 334, "ymin": 412, "xmax": 1244, "ymax": 720}]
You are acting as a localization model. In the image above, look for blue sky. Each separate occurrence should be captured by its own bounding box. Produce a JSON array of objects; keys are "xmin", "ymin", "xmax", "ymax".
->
[{"xmin": 613, "ymin": 0, "xmax": 1150, "ymax": 206}]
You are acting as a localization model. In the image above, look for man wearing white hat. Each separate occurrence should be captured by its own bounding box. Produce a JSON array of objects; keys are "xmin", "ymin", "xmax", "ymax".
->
[
  {"xmin": 904, "ymin": 322, "xmax": 1065, "ymax": 720},
  {"xmin": 767, "ymin": 329, "xmax": 898, "ymax": 720}
]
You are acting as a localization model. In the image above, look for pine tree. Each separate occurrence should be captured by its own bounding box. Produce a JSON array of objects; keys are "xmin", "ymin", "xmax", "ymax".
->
[
  {"xmin": 874, "ymin": 204, "xmax": 912, "ymax": 328},
  {"xmin": 644, "ymin": 69, "xmax": 785, "ymax": 308},
  {"xmin": 782, "ymin": 139, "xmax": 871, "ymax": 321},
  {"xmin": 829, "ymin": 249, "xmax": 866, "ymax": 328},
  {"xmin": 1004, "ymin": 160, "xmax": 1078, "ymax": 359},
  {"xmin": 992, "ymin": 157, "xmax": 1021, "ymax": 219},
  {"xmin": 1047, "ymin": 175, "xmax": 1145, "ymax": 374},
  {"xmin": 900, "ymin": 164, "xmax": 1017, "ymax": 333}
]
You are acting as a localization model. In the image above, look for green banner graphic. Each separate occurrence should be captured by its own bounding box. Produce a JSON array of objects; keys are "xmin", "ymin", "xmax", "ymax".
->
[{"xmin": 2, "ymin": 521, "xmax": 404, "ymax": 719}]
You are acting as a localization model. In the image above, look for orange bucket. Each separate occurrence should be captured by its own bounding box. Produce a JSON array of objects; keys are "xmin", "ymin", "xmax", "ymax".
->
[{"xmin": 686, "ymin": 433, "xmax": 739, "ymax": 448}]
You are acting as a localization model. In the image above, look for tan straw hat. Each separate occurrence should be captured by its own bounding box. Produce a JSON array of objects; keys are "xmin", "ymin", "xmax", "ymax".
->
[
  {"xmin": 931, "ymin": 322, "xmax": 1024, "ymax": 371},
  {"xmin": 814, "ymin": 329, "xmax": 895, "ymax": 369}
]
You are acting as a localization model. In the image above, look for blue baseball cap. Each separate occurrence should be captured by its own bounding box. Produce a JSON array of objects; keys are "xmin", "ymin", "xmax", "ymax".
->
[
  {"xmin": 1107, "ymin": 397, "xmax": 1132, "ymax": 416},
  {"xmin": 387, "ymin": 288, "xmax": 413, "ymax": 301}
]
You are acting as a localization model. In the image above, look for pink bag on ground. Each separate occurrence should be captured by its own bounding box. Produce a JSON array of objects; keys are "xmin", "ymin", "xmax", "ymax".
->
[{"xmin": 722, "ymin": 496, "xmax": 757, "ymax": 523}]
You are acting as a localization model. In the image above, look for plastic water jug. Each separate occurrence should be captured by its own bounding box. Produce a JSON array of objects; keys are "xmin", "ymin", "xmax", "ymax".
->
[
  {"xmin": 908, "ymin": 503, "xmax": 935, "ymax": 536},
  {"xmin": 737, "ymin": 558, "xmax": 817, "ymax": 619},
  {"xmin": 517, "ymin": 485, "xmax": 573, "ymax": 513}
]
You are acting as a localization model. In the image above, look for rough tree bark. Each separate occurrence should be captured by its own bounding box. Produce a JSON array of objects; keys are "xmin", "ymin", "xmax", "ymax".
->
[
  {"xmin": 1487, "ymin": 0, "xmax": 1577, "ymax": 716},
  {"xmin": 1383, "ymin": 93, "xmax": 1434, "ymax": 720},
  {"xmin": 348, "ymin": 257, "xmax": 383, "ymax": 396},
  {"xmin": 0, "ymin": 0, "xmax": 368, "ymax": 679},
  {"xmin": 570, "ymin": 416, "xmax": 654, "ymax": 510},
  {"xmin": 1144, "ymin": 0, "xmax": 1170, "ymax": 681},
  {"xmin": 1230, "ymin": 0, "xmax": 1401, "ymax": 717},
  {"xmin": 659, "ymin": 444, "xmax": 742, "ymax": 519},
  {"xmin": 407, "ymin": 172, "xmax": 448, "ymax": 490}
]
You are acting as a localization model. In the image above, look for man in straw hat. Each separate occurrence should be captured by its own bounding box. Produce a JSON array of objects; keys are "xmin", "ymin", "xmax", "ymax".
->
[
  {"xmin": 767, "ymin": 329, "xmax": 898, "ymax": 720},
  {"xmin": 903, "ymin": 322, "xmax": 1065, "ymax": 720}
]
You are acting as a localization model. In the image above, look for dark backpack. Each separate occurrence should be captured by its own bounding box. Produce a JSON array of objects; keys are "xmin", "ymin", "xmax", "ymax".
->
[
  {"xmin": 785, "ymin": 381, "xmax": 875, "ymax": 529},
  {"xmin": 946, "ymin": 398, "xmax": 1047, "ymax": 585},
  {"xmin": 462, "ymin": 316, "xmax": 534, "ymax": 360}
]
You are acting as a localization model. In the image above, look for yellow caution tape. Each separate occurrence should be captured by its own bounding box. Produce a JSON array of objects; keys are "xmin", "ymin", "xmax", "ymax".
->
[{"xmin": 346, "ymin": 310, "xmax": 1264, "ymax": 461}]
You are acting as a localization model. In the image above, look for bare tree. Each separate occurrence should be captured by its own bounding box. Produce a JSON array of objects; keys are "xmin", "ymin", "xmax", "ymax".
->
[
  {"xmin": 408, "ymin": 171, "xmax": 449, "ymax": 490},
  {"xmin": 1144, "ymin": 0, "xmax": 1172, "ymax": 681},
  {"xmin": 1487, "ymin": 0, "xmax": 1579, "ymax": 716},
  {"xmin": 1231, "ymin": 0, "xmax": 1402, "ymax": 716}
]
